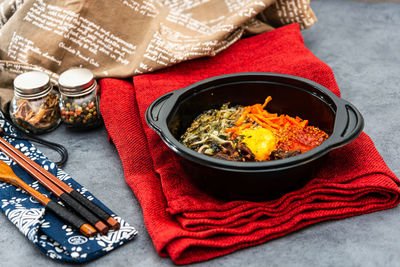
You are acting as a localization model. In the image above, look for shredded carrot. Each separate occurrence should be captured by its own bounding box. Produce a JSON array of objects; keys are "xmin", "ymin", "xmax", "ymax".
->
[
  {"xmin": 230, "ymin": 96, "xmax": 310, "ymax": 136},
  {"xmin": 248, "ymin": 114, "xmax": 274, "ymax": 131},
  {"xmin": 262, "ymin": 96, "xmax": 272, "ymax": 108},
  {"xmin": 261, "ymin": 110, "xmax": 277, "ymax": 118},
  {"xmin": 226, "ymin": 122, "xmax": 252, "ymax": 136},
  {"xmin": 225, "ymin": 128, "xmax": 237, "ymax": 134},
  {"xmin": 285, "ymin": 115, "xmax": 303, "ymax": 127},
  {"xmin": 267, "ymin": 116, "xmax": 283, "ymax": 123},
  {"xmin": 234, "ymin": 107, "xmax": 250, "ymax": 126},
  {"xmin": 254, "ymin": 114, "xmax": 280, "ymax": 129},
  {"xmin": 238, "ymin": 123, "xmax": 252, "ymax": 131},
  {"xmin": 250, "ymin": 104, "xmax": 264, "ymax": 114}
]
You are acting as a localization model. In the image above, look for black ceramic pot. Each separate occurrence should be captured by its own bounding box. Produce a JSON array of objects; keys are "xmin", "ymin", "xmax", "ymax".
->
[{"xmin": 145, "ymin": 73, "xmax": 364, "ymax": 200}]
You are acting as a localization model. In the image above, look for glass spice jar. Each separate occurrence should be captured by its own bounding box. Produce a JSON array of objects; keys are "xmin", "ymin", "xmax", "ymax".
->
[
  {"xmin": 10, "ymin": 71, "xmax": 61, "ymax": 134},
  {"xmin": 58, "ymin": 68, "xmax": 102, "ymax": 129}
]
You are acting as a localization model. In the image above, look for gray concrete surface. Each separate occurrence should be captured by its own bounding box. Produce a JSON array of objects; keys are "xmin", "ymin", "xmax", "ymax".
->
[{"xmin": 1, "ymin": 0, "xmax": 400, "ymax": 266}]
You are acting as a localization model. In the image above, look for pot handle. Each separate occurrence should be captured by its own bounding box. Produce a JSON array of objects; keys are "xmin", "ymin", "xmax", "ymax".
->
[
  {"xmin": 147, "ymin": 93, "xmax": 173, "ymax": 122},
  {"xmin": 145, "ymin": 92, "xmax": 175, "ymax": 134},
  {"xmin": 331, "ymin": 100, "xmax": 364, "ymax": 148}
]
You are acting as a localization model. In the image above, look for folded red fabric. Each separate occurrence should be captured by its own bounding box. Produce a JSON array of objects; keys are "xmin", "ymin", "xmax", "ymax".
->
[{"xmin": 99, "ymin": 24, "xmax": 400, "ymax": 264}]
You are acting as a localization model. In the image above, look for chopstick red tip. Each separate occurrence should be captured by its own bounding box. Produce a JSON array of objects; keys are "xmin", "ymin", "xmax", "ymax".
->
[
  {"xmin": 107, "ymin": 217, "xmax": 120, "ymax": 231},
  {"xmin": 95, "ymin": 221, "xmax": 109, "ymax": 235}
]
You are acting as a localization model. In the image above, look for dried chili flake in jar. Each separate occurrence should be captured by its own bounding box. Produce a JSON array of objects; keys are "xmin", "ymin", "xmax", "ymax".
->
[
  {"xmin": 10, "ymin": 71, "xmax": 61, "ymax": 134},
  {"xmin": 58, "ymin": 68, "xmax": 102, "ymax": 130}
]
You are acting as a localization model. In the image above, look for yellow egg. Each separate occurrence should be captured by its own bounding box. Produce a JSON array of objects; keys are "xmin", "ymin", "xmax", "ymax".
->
[{"xmin": 239, "ymin": 128, "xmax": 277, "ymax": 161}]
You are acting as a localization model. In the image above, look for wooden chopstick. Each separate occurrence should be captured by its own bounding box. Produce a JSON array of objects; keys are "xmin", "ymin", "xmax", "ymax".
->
[
  {"xmin": 0, "ymin": 136, "xmax": 119, "ymax": 233},
  {"xmin": 0, "ymin": 137, "xmax": 108, "ymax": 234},
  {"xmin": 0, "ymin": 161, "xmax": 97, "ymax": 237}
]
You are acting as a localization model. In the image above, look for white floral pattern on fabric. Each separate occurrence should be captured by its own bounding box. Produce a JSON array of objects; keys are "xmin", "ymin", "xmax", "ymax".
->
[
  {"xmin": 0, "ymin": 112, "xmax": 137, "ymax": 262},
  {"xmin": 93, "ymin": 217, "xmax": 137, "ymax": 252},
  {"xmin": 6, "ymin": 206, "xmax": 44, "ymax": 241}
]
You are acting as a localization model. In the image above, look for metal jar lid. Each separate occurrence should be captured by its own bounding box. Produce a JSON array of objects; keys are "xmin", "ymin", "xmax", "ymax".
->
[
  {"xmin": 13, "ymin": 71, "xmax": 52, "ymax": 99},
  {"xmin": 58, "ymin": 68, "xmax": 97, "ymax": 97}
]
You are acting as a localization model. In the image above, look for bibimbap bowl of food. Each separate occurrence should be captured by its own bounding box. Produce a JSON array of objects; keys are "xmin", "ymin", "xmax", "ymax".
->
[{"xmin": 145, "ymin": 73, "xmax": 364, "ymax": 200}]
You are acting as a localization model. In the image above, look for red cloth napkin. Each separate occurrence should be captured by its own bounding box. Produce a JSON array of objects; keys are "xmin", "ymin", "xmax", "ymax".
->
[{"xmin": 99, "ymin": 24, "xmax": 400, "ymax": 264}]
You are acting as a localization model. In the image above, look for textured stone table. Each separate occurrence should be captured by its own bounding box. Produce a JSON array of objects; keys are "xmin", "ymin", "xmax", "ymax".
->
[{"xmin": 1, "ymin": 0, "xmax": 400, "ymax": 266}]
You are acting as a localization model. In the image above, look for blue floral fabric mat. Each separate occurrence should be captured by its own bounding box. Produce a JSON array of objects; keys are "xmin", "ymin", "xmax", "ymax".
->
[{"xmin": 0, "ymin": 113, "xmax": 137, "ymax": 262}]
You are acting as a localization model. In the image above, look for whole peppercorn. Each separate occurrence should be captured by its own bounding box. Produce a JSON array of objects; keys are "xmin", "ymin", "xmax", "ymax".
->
[{"xmin": 58, "ymin": 68, "xmax": 103, "ymax": 129}]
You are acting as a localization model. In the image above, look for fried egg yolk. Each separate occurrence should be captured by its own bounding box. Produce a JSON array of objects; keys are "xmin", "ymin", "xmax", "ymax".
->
[{"xmin": 239, "ymin": 128, "xmax": 277, "ymax": 161}]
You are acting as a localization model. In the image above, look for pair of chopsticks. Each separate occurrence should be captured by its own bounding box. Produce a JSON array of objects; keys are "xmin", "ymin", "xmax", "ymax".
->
[
  {"xmin": 0, "ymin": 135, "xmax": 120, "ymax": 236},
  {"xmin": 0, "ymin": 160, "xmax": 97, "ymax": 237}
]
